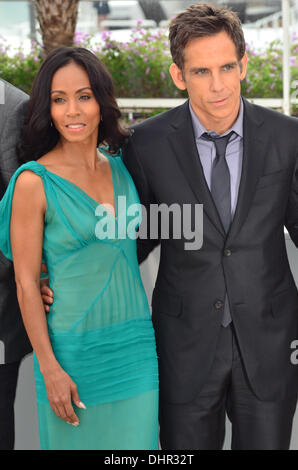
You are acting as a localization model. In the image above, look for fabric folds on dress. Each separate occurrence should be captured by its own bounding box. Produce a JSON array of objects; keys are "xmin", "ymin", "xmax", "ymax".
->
[{"xmin": 0, "ymin": 151, "xmax": 159, "ymax": 450}]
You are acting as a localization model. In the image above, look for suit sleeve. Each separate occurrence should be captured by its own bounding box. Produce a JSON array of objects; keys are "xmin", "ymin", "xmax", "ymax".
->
[
  {"xmin": 0, "ymin": 87, "xmax": 28, "ymax": 185},
  {"xmin": 285, "ymin": 151, "xmax": 298, "ymax": 247},
  {"xmin": 0, "ymin": 87, "xmax": 28, "ymax": 270},
  {"xmin": 122, "ymin": 136, "xmax": 160, "ymax": 264}
]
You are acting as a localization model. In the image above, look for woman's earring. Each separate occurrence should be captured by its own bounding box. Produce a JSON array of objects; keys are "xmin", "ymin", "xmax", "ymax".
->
[{"xmin": 50, "ymin": 120, "xmax": 53, "ymax": 128}]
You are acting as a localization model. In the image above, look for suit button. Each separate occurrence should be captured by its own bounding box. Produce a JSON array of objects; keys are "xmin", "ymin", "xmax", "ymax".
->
[
  {"xmin": 224, "ymin": 249, "xmax": 232, "ymax": 256},
  {"xmin": 214, "ymin": 300, "xmax": 223, "ymax": 309}
]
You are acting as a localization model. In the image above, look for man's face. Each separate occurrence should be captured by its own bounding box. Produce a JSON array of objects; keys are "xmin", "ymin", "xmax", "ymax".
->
[{"xmin": 170, "ymin": 31, "xmax": 247, "ymax": 133}]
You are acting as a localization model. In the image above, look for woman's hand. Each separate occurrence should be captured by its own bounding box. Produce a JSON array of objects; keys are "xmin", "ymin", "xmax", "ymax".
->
[{"xmin": 42, "ymin": 365, "xmax": 86, "ymax": 426}]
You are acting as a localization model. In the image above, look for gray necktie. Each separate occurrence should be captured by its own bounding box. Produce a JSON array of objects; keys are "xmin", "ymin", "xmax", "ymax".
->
[{"xmin": 202, "ymin": 131, "xmax": 234, "ymax": 327}]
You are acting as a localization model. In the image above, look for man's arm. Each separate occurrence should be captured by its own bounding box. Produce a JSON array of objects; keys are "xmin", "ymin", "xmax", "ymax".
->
[
  {"xmin": 0, "ymin": 81, "xmax": 28, "ymax": 184},
  {"xmin": 0, "ymin": 82, "xmax": 32, "ymax": 363},
  {"xmin": 285, "ymin": 152, "xmax": 298, "ymax": 247},
  {"xmin": 122, "ymin": 135, "xmax": 160, "ymax": 264}
]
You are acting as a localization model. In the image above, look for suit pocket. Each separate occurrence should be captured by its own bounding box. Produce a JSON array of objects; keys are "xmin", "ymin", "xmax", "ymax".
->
[
  {"xmin": 256, "ymin": 169, "xmax": 288, "ymax": 190},
  {"xmin": 151, "ymin": 287, "xmax": 183, "ymax": 318},
  {"xmin": 271, "ymin": 287, "xmax": 298, "ymax": 318}
]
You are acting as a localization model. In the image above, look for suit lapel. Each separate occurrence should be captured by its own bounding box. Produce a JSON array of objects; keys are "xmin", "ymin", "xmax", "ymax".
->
[
  {"xmin": 167, "ymin": 99, "xmax": 266, "ymax": 241},
  {"xmin": 227, "ymin": 98, "xmax": 266, "ymax": 241},
  {"xmin": 168, "ymin": 101, "xmax": 225, "ymax": 237}
]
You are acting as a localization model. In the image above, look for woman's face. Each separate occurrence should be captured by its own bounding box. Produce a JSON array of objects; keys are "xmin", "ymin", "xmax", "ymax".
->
[{"xmin": 50, "ymin": 61, "xmax": 100, "ymax": 145}]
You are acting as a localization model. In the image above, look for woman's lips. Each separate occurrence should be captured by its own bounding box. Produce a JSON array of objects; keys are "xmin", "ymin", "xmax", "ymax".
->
[{"xmin": 65, "ymin": 124, "xmax": 86, "ymax": 132}]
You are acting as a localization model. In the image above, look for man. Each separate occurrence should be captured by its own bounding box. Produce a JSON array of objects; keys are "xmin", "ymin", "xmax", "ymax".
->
[
  {"xmin": 0, "ymin": 79, "xmax": 31, "ymax": 450},
  {"xmin": 123, "ymin": 3, "xmax": 298, "ymax": 449},
  {"xmin": 42, "ymin": 3, "xmax": 298, "ymax": 449}
]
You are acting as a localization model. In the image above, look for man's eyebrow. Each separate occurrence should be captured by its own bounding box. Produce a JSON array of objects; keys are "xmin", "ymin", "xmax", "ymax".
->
[
  {"xmin": 222, "ymin": 61, "xmax": 238, "ymax": 67},
  {"xmin": 189, "ymin": 66, "xmax": 209, "ymax": 73},
  {"xmin": 189, "ymin": 61, "xmax": 238, "ymax": 73},
  {"xmin": 50, "ymin": 87, "xmax": 92, "ymax": 94}
]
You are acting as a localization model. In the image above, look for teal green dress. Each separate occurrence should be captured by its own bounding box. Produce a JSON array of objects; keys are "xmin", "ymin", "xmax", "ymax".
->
[{"xmin": 0, "ymin": 151, "xmax": 159, "ymax": 450}]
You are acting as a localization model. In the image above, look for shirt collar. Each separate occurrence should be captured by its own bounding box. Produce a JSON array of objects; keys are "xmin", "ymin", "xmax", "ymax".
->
[{"xmin": 189, "ymin": 97, "xmax": 244, "ymax": 141}]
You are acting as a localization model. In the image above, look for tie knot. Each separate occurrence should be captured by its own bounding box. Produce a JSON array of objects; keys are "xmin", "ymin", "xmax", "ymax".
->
[{"xmin": 201, "ymin": 131, "xmax": 234, "ymax": 158}]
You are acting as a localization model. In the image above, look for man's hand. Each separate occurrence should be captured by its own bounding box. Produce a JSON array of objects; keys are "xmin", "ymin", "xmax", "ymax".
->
[{"xmin": 41, "ymin": 263, "xmax": 53, "ymax": 313}]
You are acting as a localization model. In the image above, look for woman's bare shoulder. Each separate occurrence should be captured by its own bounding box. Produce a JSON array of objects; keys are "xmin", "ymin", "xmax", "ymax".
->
[
  {"xmin": 15, "ymin": 168, "xmax": 43, "ymax": 187},
  {"xmin": 14, "ymin": 170, "xmax": 46, "ymax": 210}
]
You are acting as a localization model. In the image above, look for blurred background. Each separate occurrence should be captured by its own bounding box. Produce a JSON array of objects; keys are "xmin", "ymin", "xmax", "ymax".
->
[
  {"xmin": 0, "ymin": 1, "xmax": 296, "ymax": 51},
  {"xmin": 0, "ymin": 0, "xmax": 297, "ymax": 119}
]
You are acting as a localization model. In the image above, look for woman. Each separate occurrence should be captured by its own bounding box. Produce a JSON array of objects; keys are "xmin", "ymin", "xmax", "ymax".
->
[
  {"xmin": 0, "ymin": 47, "xmax": 159, "ymax": 450},
  {"xmin": 93, "ymin": 1, "xmax": 110, "ymax": 29}
]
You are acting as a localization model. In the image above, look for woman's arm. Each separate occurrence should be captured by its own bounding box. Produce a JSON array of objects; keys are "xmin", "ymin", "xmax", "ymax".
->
[{"xmin": 10, "ymin": 170, "xmax": 85, "ymax": 425}]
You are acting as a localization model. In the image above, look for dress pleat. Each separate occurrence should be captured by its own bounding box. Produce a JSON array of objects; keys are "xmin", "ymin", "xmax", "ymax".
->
[{"xmin": 0, "ymin": 151, "xmax": 159, "ymax": 450}]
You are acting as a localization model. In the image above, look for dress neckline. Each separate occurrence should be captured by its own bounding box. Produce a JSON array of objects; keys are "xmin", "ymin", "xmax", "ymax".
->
[{"xmin": 33, "ymin": 154, "xmax": 117, "ymax": 221}]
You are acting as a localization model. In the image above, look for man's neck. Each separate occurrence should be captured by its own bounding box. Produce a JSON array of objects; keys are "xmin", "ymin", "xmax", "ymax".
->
[{"xmin": 190, "ymin": 97, "xmax": 241, "ymax": 136}]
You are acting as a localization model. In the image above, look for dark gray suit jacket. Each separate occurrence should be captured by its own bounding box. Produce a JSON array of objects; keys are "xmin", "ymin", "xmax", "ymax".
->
[
  {"xmin": 123, "ymin": 98, "xmax": 298, "ymax": 404},
  {"xmin": 0, "ymin": 79, "xmax": 31, "ymax": 364}
]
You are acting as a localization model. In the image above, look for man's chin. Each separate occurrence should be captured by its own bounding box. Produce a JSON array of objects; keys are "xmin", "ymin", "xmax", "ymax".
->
[{"xmin": 208, "ymin": 105, "xmax": 232, "ymax": 120}]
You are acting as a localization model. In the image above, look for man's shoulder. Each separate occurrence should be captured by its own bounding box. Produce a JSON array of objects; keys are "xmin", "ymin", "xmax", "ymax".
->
[
  {"xmin": 130, "ymin": 100, "xmax": 188, "ymax": 140},
  {"xmin": 0, "ymin": 80, "xmax": 29, "ymax": 129},
  {"xmin": 0, "ymin": 79, "xmax": 29, "ymax": 108},
  {"xmin": 244, "ymin": 98, "xmax": 298, "ymax": 131}
]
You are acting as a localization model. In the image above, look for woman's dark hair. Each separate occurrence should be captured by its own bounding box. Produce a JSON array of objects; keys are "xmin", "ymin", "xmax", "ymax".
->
[
  {"xmin": 18, "ymin": 47, "xmax": 129, "ymax": 162},
  {"xmin": 169, "ymin": 3, "xmax": 246, "ymax": 72}
]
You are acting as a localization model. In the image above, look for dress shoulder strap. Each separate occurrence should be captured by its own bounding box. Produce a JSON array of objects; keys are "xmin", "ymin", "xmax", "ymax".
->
[{"xmin": 0, "ymin": 161, "xmax": 47, "ymax": 261}]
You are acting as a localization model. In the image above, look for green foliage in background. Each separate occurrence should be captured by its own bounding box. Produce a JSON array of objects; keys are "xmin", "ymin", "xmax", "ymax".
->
[{"xmin": 0, "ymin": 26, "xmax": 297, "ymax": 108}]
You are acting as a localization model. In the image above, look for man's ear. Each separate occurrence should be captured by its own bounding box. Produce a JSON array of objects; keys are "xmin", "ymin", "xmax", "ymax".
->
[
  {"xmin": 169, "ymin": 63, "xmax": 187, "ymax": 91},
  {"xmin": 240, "ymin": 52, "xmax": 248, "ymax": 81}
]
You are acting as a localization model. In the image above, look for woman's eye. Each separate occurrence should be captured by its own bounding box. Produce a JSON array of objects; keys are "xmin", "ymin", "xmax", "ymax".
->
[
  {"xmin": 79, "ymin": 95, "xmax": 91, "ymax": 101},
  {"xmin": 53, "ymin": 97, "xmax": 65, "ymax": 103}
]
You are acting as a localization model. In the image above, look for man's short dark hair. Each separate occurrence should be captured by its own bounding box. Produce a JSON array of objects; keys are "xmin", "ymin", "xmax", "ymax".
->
[{"xmin": 169, "ymin": 2, "xmax": 246, "ymax": 71}]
